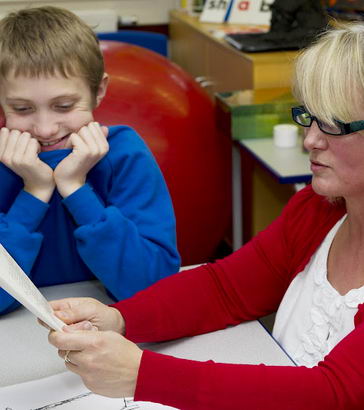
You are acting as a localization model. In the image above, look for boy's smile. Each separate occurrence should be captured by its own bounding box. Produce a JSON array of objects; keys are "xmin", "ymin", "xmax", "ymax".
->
[
  {"xmin": 0, "ymin": 72, "xmax": 96, "ymax": 152},
  {"xmin": 37, "ymin": 134, "xmax": 72, "ymax": 151}
]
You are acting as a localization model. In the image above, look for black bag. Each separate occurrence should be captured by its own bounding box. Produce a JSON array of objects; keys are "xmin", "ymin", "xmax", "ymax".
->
[{"xmin": 225, "ymin": 0, "xmax": 328, "ymax": 52}]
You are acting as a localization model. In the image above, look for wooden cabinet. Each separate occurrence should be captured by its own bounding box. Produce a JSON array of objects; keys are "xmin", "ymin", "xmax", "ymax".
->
[
  {"xmin": 207, "ymin": 41, "xmax": 253, "ymax": 93},
  {"xmin": 169, "ymin": 13, "xmax": 207, "ymax": 79},
  {"xmin": 169, "ymin": 10, "xmax": 302, "ymax": 250},
  {"xmin": 169, "ymin": 10, "xmax": 297, "ymax": 97}
]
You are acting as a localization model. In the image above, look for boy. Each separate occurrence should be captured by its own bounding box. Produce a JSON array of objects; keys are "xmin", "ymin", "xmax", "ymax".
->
[{"xmin": 0, "ymin": 6, "xmax": 180, "ymax": 314}]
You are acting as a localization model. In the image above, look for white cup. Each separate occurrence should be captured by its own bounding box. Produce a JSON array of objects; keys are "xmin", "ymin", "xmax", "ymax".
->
[{"xmin": 273, "ymin": 124, "xmax": 298, "ymax": 148}]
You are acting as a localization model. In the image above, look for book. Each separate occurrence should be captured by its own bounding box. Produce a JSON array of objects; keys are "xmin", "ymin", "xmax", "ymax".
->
[
  {"xmin": 0, "ymin": 370, "xmax": 178, "ymax": 409},
  {"xmin": 0, "ymin": 243, "xmax": 65, "ymax": 331}
]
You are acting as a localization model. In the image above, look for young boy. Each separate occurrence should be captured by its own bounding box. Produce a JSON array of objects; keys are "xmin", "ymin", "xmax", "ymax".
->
[{"xmin": 0, "ymin": 6, "xmax": 180, "ymax": 314}]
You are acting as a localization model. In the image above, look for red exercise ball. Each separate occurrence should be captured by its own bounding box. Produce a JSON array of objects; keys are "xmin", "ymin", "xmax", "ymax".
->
[{"xmin": 95, "ymin": 41, "xmax": 232, "ymax": 265}]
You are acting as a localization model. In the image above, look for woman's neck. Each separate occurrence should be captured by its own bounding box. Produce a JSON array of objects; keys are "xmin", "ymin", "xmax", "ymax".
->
[{"xmin": 327, "ymin": 209, "xmax": 364, "ymax": 295}]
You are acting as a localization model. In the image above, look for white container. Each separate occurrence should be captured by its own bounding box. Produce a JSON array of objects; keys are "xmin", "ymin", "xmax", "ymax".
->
[{"xmin": 273, "ymin": 124, "xmax": 298, "ymax": 148}]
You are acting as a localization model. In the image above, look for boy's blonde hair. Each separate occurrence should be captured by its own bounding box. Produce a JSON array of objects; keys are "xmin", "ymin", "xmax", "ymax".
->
[
  {"xmin": 0, "ymin": 6, "xmax": 104, "ymax": 102},
  {"xmin": 293, "ymin": 21, "xmax": 364, "ymax": 125}
]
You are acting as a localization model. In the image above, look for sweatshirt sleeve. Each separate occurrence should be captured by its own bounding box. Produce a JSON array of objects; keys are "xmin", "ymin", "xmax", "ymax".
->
[
  {"xmin": 63, "ymin": 133, "xmax": 180, "ymax": 301},
  {"xmin": 0, "ymin": 190, "xmax": 48, "ymax": 314}
]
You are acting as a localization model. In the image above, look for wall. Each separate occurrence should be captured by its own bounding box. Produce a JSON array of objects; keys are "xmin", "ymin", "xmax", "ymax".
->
[{"xmin": 0, "ymin": 0, "xmax": 179, "ymax": 30}]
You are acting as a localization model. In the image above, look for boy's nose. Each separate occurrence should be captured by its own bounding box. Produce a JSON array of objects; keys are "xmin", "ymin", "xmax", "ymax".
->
[{"xmin": 32, "ymin": 115, "xmax": 60, "ymax": 139}]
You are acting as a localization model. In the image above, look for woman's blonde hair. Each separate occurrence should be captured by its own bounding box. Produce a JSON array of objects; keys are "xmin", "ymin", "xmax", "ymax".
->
[
  {"xmin": 293, "ymin": 21, "xmax": 364, "ymax": 125},
  {"xmin": 0, "ymin": 6, "xmax": 104, "ymax": 102}
]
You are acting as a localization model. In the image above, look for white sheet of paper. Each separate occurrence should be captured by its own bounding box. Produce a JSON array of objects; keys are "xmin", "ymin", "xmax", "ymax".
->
[
  {"xmin": 0, "ymin": 243, "xmax": 65, "ymax": 331},
  {"xmin": 0, "ymin": 371, "xmax": 178, "ymax": 409},
  {"xmin": 199, "ymin": 0, "xmax": 231, "ymax": 23}
]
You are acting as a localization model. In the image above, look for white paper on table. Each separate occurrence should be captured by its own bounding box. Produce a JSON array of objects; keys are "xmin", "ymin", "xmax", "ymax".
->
[
  {"xmin": 0, "ymin": 243, "xmax": 65, "ymax": 331},
  {"xmin": 0, "ymin": 371, "xmax": 178, "ymax": 409}
]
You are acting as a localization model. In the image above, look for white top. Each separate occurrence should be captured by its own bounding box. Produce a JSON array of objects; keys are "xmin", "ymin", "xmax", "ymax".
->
[{"xmin": 272, "ymin": 215, "xmax": 364, "ymax": 367}]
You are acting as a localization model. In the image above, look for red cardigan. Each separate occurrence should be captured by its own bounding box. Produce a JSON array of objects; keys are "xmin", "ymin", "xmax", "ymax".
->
[{"xmin": 114, "ymin": 185, "xmax": 364, "ymax": 409}]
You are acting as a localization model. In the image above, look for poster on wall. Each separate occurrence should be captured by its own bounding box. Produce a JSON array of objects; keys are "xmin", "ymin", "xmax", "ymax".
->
[
  {"xmin": 199, "ymin": 0, "xmax": 233, "ymax": 23},
  {"xmin": 227, "ymin": 0, "xmax": 275, "ymax": 25}
]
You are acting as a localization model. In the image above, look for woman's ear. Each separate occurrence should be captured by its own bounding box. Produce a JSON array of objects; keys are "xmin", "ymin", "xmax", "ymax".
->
[{"xmin": 95, "ymin": 73, "xmax": 109, "ymax": 108}]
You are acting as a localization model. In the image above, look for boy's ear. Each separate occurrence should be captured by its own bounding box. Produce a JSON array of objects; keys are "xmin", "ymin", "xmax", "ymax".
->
[{"xmin": 95, "ymin": 73, "xmax": 109, "ymax": 107}]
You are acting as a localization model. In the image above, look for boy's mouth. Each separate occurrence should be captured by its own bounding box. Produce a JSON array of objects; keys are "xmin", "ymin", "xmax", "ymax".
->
[{"xmin": 40, "ymin": 134, "xmax": 69, "ymax": 147}]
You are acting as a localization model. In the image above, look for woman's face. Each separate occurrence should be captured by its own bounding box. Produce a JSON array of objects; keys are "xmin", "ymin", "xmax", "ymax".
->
[{"xmin": 304, "ymin": 118, "xmax": 364, "ymax": 201}]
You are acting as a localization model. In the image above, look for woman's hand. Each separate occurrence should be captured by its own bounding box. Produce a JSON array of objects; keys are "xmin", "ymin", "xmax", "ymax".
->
[
  {"xmin": 49, "ymin": 328, "xmax": 142, "ymax": 398},
  {"xmin": 0, "ymin": 127, "xmax": 55, "ymax": 202},
  {"xmin": 49, "ymin": 297, "xmax": 125, "ymax": 334},
  {"xmin": 54, "ymin": 122, "xmax": 109, "ymax": 198}
]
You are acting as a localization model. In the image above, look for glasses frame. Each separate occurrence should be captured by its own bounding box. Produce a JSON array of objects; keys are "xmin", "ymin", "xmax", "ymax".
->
[{"xmin": 291, "ymin": 106, "xmax": 364, "ymax": 136}]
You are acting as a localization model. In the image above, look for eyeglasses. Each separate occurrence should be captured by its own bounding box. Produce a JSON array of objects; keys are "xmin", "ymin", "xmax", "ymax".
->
[{"xmin": 291, "ymin": 106, "xmax": 364, "ymax": 136}]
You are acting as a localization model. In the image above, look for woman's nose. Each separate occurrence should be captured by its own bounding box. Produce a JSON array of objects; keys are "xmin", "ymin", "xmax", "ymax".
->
[{"xmin": 303, "ymin": 120, "xmax": 328, "ymax": 152}]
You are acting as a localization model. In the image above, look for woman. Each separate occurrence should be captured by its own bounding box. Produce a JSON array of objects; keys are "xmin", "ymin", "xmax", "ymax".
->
[{"xmin": 48, "ymin": 22, "xmax": 364, "ymax": 409}]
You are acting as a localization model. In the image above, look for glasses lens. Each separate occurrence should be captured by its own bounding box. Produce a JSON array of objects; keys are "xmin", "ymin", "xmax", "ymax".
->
[
  {"xmin": 294, "ymin": 108, "xmax": 312, "ymax": 126},
  {"xmin": 317, "ymin": 120, "xmax": 342, "ymax": 135}
]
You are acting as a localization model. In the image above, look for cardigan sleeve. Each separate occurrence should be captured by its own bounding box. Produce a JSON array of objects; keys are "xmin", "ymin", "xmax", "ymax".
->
[
  {"xmin": 113, "ymin": 190, "xmax": 293, "ymax": 342},
  {"xmin": 112, "ymin": 186, "xmax": 351, "ymax": 408},
  {"xmin": 133, "ymin": 321, "xmax": 364, "ymax": 410},
  {"xmin": 113, "ymin": 186, "xmax": 343, "ymax": 343}
]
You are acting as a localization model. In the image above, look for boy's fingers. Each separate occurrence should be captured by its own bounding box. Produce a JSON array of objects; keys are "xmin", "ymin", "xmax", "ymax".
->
[
  {"xmin": 68, "ymin": 132, "xmax": 87, "ymax": 150},
  {"xmin": 101, "ymin": 125, "xmax": 109, "ymax": 138},
  {"xmin": 87, "ymin": 122, "xmax": 108, "ymax": 152}
]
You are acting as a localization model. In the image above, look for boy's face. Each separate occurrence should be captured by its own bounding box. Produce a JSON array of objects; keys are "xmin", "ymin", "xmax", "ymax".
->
[{"xmin": 0, "ymin": 72, "xmax": 105, "ymax": 152}]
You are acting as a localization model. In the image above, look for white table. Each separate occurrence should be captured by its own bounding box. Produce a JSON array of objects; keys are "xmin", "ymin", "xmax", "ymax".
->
[
  {"xmin": 0, "ymin": 280, "xmax": 293, "ymax": 389},
  {"xmin": 233, "ymin": 138, "xmax": 312, "ymax": 250}
]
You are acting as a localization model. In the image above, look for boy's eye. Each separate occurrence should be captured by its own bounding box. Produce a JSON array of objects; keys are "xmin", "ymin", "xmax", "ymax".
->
[
  {"xmin": 12, "ymin": 106, "xmax": 32, "ymax": 113},
  {"xmin": 55, "ymin": 103, "xmax": 74, "ymax": 111}
]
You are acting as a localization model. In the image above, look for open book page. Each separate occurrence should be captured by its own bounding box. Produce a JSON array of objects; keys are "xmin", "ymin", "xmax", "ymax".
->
[
  {"xmin": 0, "ymin": 243, "xmax": 65, "ymax": 331},
  {"xmin": 0, "ymin": 370, "xmax": 178, "ymax": 410}
]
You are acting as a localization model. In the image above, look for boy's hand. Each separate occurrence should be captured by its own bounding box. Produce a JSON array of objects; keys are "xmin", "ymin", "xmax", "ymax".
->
[
  {"xmin": 54, "ymin": 122, "xmax": 109, "ymax": 198},
  {"xmin": 0, "ymin": 127, "xmax": 55, "ymax": 202}
]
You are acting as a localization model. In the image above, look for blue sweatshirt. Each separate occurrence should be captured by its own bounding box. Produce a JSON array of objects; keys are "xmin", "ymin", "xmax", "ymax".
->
[{"xmin": 0, "ymin": 125, "xmax": 180, "ymax": 314}]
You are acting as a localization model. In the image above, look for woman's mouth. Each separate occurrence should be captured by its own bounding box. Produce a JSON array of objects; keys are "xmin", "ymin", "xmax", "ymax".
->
[{"xmin": 310, "ymin": 160, "xmax": 328, "ymax": 172}]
